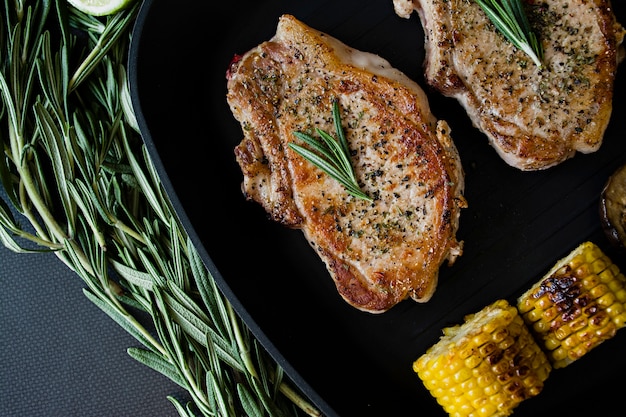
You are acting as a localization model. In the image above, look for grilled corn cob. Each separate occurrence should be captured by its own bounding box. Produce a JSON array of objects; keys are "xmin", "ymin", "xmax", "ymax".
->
[
  {"xmin": 517, "ymin": 241, "xmax": 626, "ymax": 369},
  {"xmin": 413, "ymin": 299, "xmax": 551, "ymax": 417}
]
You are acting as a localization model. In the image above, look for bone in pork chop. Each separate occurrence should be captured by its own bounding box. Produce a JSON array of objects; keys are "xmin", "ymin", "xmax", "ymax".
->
[
  {"xmin": 226, "ymin": 15, "xmax": 467, "ymax": 313},
  {"xmin": 393, "ymin": 0, "xmax": 625, "ymax": 171}
]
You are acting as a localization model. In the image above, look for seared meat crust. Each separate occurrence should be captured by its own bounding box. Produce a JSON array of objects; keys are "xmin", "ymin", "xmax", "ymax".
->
[
  {"xmin": 394, "ymin": 0, "xmax": 625, "ymax": 170},
  {"xmin": 226, "ymin": 15, "xmax": 466, "ymax": 313}
]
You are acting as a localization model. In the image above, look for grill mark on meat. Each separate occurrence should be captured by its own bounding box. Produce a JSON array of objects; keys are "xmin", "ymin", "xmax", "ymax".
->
[
  {"xmin": 226, "ymin": 15, "xmax": 466, "ymax": 313},
  {"xmin": 393, "ymin": 0, "xmax": 625, "ymax": 170}
]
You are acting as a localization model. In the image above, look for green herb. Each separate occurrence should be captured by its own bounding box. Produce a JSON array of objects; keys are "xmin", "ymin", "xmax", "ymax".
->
[
  {"xmin": 289, "ymin": 101, "xmax": 372, "ymax": 202},
  {"xmin": 0, "ymin": 2, "xmax": 318, "ymax": 416},
  {"xmin": 475, "ymin": 0, "xmax": 544, "ymax": 68}
]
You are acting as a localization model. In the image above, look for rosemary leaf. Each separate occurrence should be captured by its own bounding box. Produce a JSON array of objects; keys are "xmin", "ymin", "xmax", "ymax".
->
[
  {"xmin": 208, "ymin": 372, "xmax": 234, "ymax": 416},
  {"xmin": 122, "ymin": 131, "xmax": 168, "ymax": 222},
  {"xmin": 0, "ymin": 223, "xmax": 24, "ymax": 252},
  {"xmin": 238, "ymin": 383, "xmax": 265, "ymax": 417},
  {"xmin": 202, "ymin": 341, "xmax": 224, "ymax": 415},
  {"xmin": 128, "ymin": 346, "xmax": 187, "ymax": 387},
  {"xmin": 110, "ymin": 258, "xmax": 155, "ymax": 290},
  {"xmin": 189, "ymin": 240, "xmax": 233, "ymax": 341},
  {"xmin": 333, "ymin": 101, "xmax": 352, "ymax": 164},
  {"xmin": 163, "ymin": 287, "xmax": 213, "ymax": 338}
]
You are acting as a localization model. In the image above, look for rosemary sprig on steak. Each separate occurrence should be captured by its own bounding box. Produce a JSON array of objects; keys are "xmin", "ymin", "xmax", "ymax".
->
[
  {"xmin": 475, "ymin": 0, "xmax": 544, "ymax": 67},
  {"xmin": 289, "ymin": 101, "xmax": 373, "ymax": 202}
]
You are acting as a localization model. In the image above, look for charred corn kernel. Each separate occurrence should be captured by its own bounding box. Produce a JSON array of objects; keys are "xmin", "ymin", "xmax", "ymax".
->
[
  {"xmin": 413, "ymin": 299, "xmax": 551, "ymax": 417},
  {"xmin": 517, "ymin": 241, "xmax": 626, "ymax": 369}
]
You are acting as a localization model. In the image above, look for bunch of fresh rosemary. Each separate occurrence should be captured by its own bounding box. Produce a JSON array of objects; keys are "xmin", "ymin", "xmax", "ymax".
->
[{"xmin": 0, "ymin": 1, "xmax": 318, "ymax": 416}]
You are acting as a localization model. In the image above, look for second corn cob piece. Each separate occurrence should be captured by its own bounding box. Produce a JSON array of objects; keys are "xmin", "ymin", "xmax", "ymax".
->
[{"xmin": 517, "ymin": 241, "xmax": 626, "ymax": 369}]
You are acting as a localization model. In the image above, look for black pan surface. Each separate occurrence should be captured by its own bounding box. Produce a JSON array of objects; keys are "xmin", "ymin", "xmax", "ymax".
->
[{"xmin": 129, "ymin": 1, "xmax": 626, "ymax": 415}]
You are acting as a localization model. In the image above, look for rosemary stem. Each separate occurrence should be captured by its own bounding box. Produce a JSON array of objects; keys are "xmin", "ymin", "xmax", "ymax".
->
[
  {"xmin": 5, "ymin": 226, "xmax": 64, "ymax": 249},
  {"xmin": 112, "ymin": 218, "xmax": 146, "ymax": 244},
  {"xmin": 6, "ymin": 111, "xmax": 24, "ymax": 171},
  {"xmin": 279, "ymin": 384, "xmax": 322, "ymax": 417},
  {"xmin": 78, "ymin": 197, "xmax": 109, "ymax": 250},
  {"xmin": 17, "ymin": 161, "xmax": 66, "ymax": 243},
  {"xmin": 519, "ymin": 43, "xmax": 543, "ymax": 68},
  {"xmin": 17, "ymin": 181, "xmax": 51, "ymax": 243},
  {"xmin": 180, "ymin": 368, "xmax": 211, "ymax": 413},
  {"xmin": 228, "ymin": 302, "xmax": 259, "ymax": 378}
]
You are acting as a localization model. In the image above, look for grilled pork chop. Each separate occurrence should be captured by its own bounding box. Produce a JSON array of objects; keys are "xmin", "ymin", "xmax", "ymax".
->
[
  {"xmin": 226, "ymin": 15, "xmax": 466, "ymax": 313},
  {"xmin": 393, "ymin": 0, "xmax": 625, "ymax": 171}
]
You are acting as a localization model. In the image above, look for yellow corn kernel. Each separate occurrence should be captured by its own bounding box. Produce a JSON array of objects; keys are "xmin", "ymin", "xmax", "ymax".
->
[
  {"xmin": 532, "ymin": 319, "xmax": 550, "ymax": 333},
  {"xmin": 591, "ymin": 257, "xmax": 608, "ymax": 273},
  {"xmin": 598, "ymin": 292, "xmax": 616, "ymax": 308},
  {"xmin": 543, "ymin": 336, "xmax": 560, "ymax": 351},
  {"xmin": 605, "ymin": 302, "xmax": 624, "ymax": 318},
  {"xmin": 616, "ymin": 288, "xmax": 626, "ymax": 304},
  {"xmin": 595, "ymin": 324, "xmax": 617, "ymax": 340},
  {"xmin": 600, "ymin": 264, "xmax": 620, "ymax": 281},
  {"xmin": 582, "ymin": 274, "xmax": 601, "ymax": 289},
  {"xmin": 517, "ymin": 297, "xmax": 534, "ymax": 314},
  {"xmin": 542, "ymin": 306, "xmax": 559, "ymax": 321},
  {"xmin": 465, "ymin": 355, "xmax": 482, "ymax": 369},
  {"xmin": 516, "ymin": 241, "xmax": 626, "ymax": 369},
  {"xmin": 553, "ymin": 324, "xmax": 572, "ymax": 340},
  {"xmin": 475, "ymin": 371, "xmax": 495, "ymax": 388},
  {"xmin": 608, "ymin": 278, "xmax": 625, "ymax": 293},
  {"xmin": 413, "ymin": 299, "xmax": 551, "ymax": 417},
  {"xmin": 524, "ymin": 308, "xmax": 543, "ymax": 323},
  {"xmin": 492, "ymin": 327, "xmax": 509, "ymax": 343},
  {"xmin": 590, "ymin": 283, "xmax": 609, "ymax": 298},
  {"xmin": 477, "ymin": 403, "xmax": 497, "ymax": 417}
]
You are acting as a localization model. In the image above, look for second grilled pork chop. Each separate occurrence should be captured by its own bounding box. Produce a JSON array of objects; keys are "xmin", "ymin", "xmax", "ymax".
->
[
  {"xmin": 393, "ymin": 0, "xmax": 625, "ymax": 171},
  {"xmin": 226, "ymin": 15, "xmax": 466, "ymax": 313}
]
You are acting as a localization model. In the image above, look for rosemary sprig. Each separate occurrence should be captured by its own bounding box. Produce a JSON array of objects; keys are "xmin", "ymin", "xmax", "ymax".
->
[
  {"xmin": 475, "ymin": 0, "xmax": 544, "ymax": 68},
  {"xmin": 289, "ymin": 101, "xmax": 372, "ymax": 202},
  {"xmin": 0, "ymin": 1, "xmax": 318, "ymax": 416}
]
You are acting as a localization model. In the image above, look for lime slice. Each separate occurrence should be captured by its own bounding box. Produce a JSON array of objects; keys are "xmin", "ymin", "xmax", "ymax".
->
[{"xmin": 67, "ymin": 0, "xmax": 135, "ymax": 16}]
